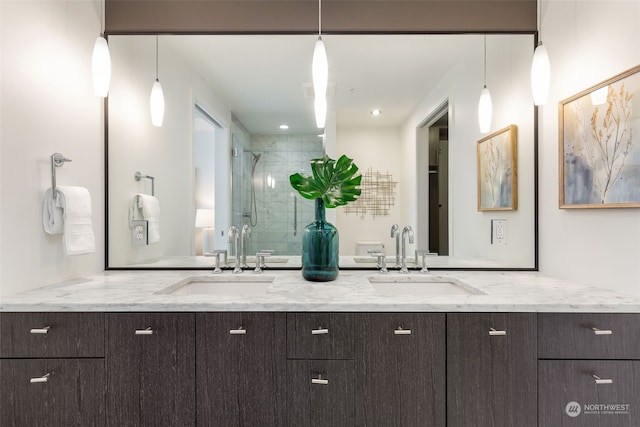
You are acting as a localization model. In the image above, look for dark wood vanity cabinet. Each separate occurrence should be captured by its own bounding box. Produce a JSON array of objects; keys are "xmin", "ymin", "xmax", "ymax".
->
[
  {"xmin": 196, "ymin": 312, "xmax": 287, "ymax": 427},
  {"xmin": 286, "ymin": 313, "xmax": 355, "ymax": 427},
  {"xmin": 288, "ymin": 359, "xmax": 355, "ymax": 427},
  {"xmin": 0, "ymin": 312, "xmax": 106, "ymax": 426},
  {"xmin": 354, "ymin": 313, "xmax": 446, "ymax": 427},
  {"xmin": 105, "ymin": 312, "xmax": 196, "ymax": 426},
  {"xmin": 0, "ymin": 358, "xmax": 106, "ymax": 426},
  {"xmin": 538, "ymin": 313, "xmax": 640, "ymax": 427},
  {"xmin": 6, "ymin": 310, "xmax": 640, "ymax": 426},
  {"xmin": 447, "ymin": 313, "xmax": 538, "ymax": 427}
]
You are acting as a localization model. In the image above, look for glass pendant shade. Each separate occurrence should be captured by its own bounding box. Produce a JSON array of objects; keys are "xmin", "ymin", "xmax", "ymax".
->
[
  {"xmin": 478, "ymin": 85, "xmax": 492, "ymax": 134},
  {"xmin": 92, "ymin": 35, "xmax": 111, "ymax": 97},
  {"xmin": 150, "ymin": 79, "xmax": 165, "ymax": 127},
  {"xmin": 312, "ymin": 37, "xmax": 328, "ymax": 98},
  {"xmin": 531, "ymin": 43, "xmax": 550, "ymax": 106},
  {"xmin": 312, "ymin": 37, "xmax": 328, "ymax": 128},
  {"xmin": 314, "ymin": 96, "xmax": 327, "ymax": 129}
]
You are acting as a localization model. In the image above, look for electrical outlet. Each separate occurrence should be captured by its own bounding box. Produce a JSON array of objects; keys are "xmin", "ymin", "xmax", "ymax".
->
[
  {"xmin": 491, "ymin": 219, "xmax": 507, "ymax": 245},
  {"xmin": 132, "ymin": 220, "xmax": 148, "ymax": 246}
]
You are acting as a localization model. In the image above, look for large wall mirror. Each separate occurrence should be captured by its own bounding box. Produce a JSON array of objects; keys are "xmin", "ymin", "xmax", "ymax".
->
[{"xmin": 107, "ymin": 33, "xmax": 537, "ymax": 269}]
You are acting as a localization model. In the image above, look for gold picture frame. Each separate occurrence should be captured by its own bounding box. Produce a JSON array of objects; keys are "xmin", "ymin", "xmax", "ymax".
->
[
  {"xmin": 559, "ymin": 65, "xmax": 640, "ymax": 208},
  {"xmin": 477, "ymin": 125, "xmax": 518, "ymax": 211}
]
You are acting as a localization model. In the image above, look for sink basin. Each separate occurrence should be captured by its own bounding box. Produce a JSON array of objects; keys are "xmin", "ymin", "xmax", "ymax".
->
[
  {"xmin": 368, "ymin": 275, "xmax": 484, "ymax": 296},
  {"xmin": 158, "ymin": 275, "xmax": 274, "ymax": 295}
]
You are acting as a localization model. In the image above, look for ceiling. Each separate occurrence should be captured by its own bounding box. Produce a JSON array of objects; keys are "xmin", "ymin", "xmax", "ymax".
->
[{"xmin": 165, "ymin": 34, "xmax": 480, "ymax": 134}]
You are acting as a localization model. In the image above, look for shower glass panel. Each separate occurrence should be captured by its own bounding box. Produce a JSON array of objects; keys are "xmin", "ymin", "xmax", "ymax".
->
[{"xmin": 231, "ymin": 133, "xmax": 324, "ymax": 256}]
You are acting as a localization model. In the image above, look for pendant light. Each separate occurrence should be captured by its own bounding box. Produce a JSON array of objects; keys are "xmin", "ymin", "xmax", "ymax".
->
[
  {"xmin": 91, "ymin": 0, "xmax": 111, "ymax": 97},
  {"xmin": 150, "ymin": 36, "xmax": 165, "ymax": 127},
  {"xmin": 312, "ymin": 0, "xmax": 328, "ymax": 128},
  {"xmin": 531, "ymin": 0, "xmax": 550, "ymax": 105},
  {"xmin": 478, "ymin": 35, "xmax": 492, "ymax": 134}
]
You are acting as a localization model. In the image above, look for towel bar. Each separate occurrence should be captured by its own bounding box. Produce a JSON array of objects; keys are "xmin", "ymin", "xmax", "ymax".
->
[
  {"xmin": 51, "ymin": 153, "xmax": 72, "ymax": 198},
  {"xmin": 135, "ymin": 171, "xmax": 155, "ymax": 196}
]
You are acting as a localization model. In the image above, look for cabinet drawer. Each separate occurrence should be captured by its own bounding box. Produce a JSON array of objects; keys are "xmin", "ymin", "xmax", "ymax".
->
[
  {"xmin": 539, "ymin": 360, "xmax": 640, "ymax": 426},
  {"xmin": 539, "ymin": 313, "xmax": 640, "ymax": 359},
  {"xmin": 287, "ymin": 313, "xmax": 354, "ymax": 359},
  {"xmin": 0, "ymin": 312, "xmax": 104, "ymax": 358},
  {"xmin": 0, "ymin": 358, "xmax": 105, "ymax": 426},
  {"xmin": 287, "ymin": 359, "xmax": 354, "ymax": 427}
]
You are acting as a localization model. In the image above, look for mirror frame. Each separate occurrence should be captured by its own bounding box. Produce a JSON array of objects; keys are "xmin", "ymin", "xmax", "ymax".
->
[{"xmin": 103, "ymin": 31, "xmax": 539, "ymax": 273}]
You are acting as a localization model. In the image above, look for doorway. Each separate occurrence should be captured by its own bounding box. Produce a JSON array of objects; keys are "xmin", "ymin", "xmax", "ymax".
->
[
  {"xmin": 192, "ymin": 103, "xmax": 228, "ymax": 254},
  {"xmin": 417, "ymin": 102, "xmax": 449, "ymax": 255}
]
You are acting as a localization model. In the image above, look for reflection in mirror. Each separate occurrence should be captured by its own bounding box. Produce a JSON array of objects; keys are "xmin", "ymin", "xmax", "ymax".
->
[{"xmin": 107, "ymin": 34, "xmax": 536, "ymax": 269}]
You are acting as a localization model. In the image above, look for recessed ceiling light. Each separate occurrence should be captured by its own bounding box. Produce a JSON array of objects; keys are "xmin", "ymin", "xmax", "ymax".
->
[
  {"xmin": 370, "ymin": 109, "xmax": 382, "ymax": 117},
  {"xmin": 279, "ymin": 124, "xmax": 289, "ymax": 130}
]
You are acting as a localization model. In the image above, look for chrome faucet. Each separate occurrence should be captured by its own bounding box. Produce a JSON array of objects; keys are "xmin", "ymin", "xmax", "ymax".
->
[
  {"xmin": 400, "ymin": 225, "xmax": 414, "ymax": 274},
  {"xmin": 241, "ymin": 224, "xmax": 252, "ymax": 268},
  {"xmin": 228, "ymin": 226, "xmax": 242, "ymax": 274},
  {"xmin": 390, "ymin": 224, "xmax": 401, "ymax": 268}
]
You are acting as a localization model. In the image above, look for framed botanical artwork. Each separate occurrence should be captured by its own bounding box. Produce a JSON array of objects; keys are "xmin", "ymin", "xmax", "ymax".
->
[
  {"xmin": 559, "ymin": 65, "xmax": 640, "ymax": 208},
  {"xmin": 477, "ymin": 125, "xmax": 518, "ymax": 211}
]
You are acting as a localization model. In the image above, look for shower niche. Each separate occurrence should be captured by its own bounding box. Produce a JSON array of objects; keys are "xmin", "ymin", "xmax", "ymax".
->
[{"xmin": 231, "ymin": 131, "xmax": 324, "ymax": 256}]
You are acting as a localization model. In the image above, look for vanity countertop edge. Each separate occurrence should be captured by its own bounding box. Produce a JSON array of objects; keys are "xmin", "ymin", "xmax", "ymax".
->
[{"xmin": 1, "ymin": 270, "xmax": 639, "ymax": 313}]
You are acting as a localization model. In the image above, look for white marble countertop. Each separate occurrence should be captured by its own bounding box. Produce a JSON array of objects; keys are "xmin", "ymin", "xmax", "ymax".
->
[{"xmin": 2, "ymin": 269, "xmax": 640, "ymax": 313}]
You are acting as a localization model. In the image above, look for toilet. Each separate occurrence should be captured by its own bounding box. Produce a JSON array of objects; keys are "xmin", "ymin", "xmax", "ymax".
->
[{"xmin": 356, "ymin": 241, "xmax": 385, "ymax": 256}]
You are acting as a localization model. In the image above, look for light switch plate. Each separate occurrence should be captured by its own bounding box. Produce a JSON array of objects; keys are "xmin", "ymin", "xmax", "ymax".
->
[
  {"xmin": 491, "ymin": 219, "xmax": 507, "ymax": 245},
  {"xmin": 132, "ymin": 220, "xmax": 148, "ymax": 246}
]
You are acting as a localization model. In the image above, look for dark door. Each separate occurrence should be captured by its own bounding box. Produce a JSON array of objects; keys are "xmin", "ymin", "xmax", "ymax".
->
[
  {"xmin": 287, "ymin": 359, "xmax": 355, "ymax": 427},
  {"xmin": 355, "ymin": 313, "xmax": 446, "ymax": 426},
  {"xmin": 196, "ymin": 312, "xmax": 286, "ymax": 426},
  {"xmin": 539, "ymin": 360, "xmax": 640, "ymax": 427},
  {"xmin": 447, "ymin": 313, "xmax": 537, "ymax": 427},
  {"xmin": 106, "ymin": 313, "xmax": 195, "ymax": 426},
  {"xmin": 0, "ymin": 358, "xmax": 105, "ymax": 426}
]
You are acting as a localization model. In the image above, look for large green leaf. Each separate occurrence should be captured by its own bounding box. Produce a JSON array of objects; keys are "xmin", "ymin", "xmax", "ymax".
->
[{"xmin": 289, "ymin": 154, "xmax": 362, "ymax": 208}]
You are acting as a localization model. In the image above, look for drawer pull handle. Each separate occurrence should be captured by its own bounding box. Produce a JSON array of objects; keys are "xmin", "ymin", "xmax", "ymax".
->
[
  {"xmin": 593, "ymin": 375, "xmax": 613, "ymax": 385},
  {"xmin": 135, "ymin": 327, "xmax": 154, "ymax": 335},
  {"xmin": 394, "ymin": 327, "xmax": 412, "ymax": 335},
  {"xmin": 229, "ymin": 327, "xmax": 246, "ymax": 335},
  {"xmin": 30, "ymin": 373, "xmax": 50, "ymax": 384},
  {"xmin": 312, "ymin": 327, "xmax": 329, "ymax": 335},
  {"xmin": 30, "ymin": 326, "xmax": 51, "ymax": 334},
  {"xmin": 592, "ymin": 327, "xmax": 613, "ymax": 335},
  {"xmin": 489, "ymin": 328, "xmax": 507, "ymax": 336},
  {"xmin": 311, "ymin": 375, "xmax": 328, "ymax": 385}
]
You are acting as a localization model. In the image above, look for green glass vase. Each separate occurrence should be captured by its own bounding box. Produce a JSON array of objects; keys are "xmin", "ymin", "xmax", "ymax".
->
[{"xmin": 301, "ymin": 198, "xmax": 339, "ymax": 281}]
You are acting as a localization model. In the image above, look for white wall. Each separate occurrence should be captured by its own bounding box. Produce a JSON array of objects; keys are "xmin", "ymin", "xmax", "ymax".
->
[
  {"xmin": 0, "ymin": 0, "xmax": 104, "ymax": 297},
  {"xmin": 107, "ymin": 36, "xmax": 231, "ymax": 266},
  {"xmin": 336, "ymin": 126, "xmax": 405, "ymax": 255},
  {"xmin": 539, "ymin": 0, "xmax": 640, "ymax": 295},
  {"xmin": 401, "ymin": 34, "xmax": 536, "ymax": 267}
]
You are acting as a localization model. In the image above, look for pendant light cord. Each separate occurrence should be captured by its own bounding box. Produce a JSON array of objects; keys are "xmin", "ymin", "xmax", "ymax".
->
[
  {"xmin": 318, "ymin": 0, "xmax": 322, "ymax": 36},
  {"xmin": 483, "ymin": 34, "xmax": 487, "ymax": 86},
  {"xmin": 100, "ymin": 0, "xmax": 104, "ymax": 35},
  {"xmin": 155, "ymin": 35, "xmax": 159, "ymax": 80},
  {"xmin": 538, "ymin": 0, "xmax": 543, "ymax": 45}
]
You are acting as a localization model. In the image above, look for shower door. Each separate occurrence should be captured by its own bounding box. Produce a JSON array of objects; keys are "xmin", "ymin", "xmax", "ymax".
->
[{"xmin": 231, "ymin": 134, "xmax": 323, "ymax": 256}]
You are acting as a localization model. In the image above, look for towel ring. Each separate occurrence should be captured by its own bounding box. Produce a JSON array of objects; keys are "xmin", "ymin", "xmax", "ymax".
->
[
  {"xmin": 51, "ymin": 153, "xmax": 72, "ymax": 199},
  {"xmin": 135, "ymin": 171, "xmax": 155, "ymax": 196}
]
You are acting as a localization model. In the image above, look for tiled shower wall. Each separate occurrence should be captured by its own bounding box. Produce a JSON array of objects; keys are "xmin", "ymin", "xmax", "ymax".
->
[{"xmin": 245, "ymin": 134, "xmax": 324, "ymax": 255}]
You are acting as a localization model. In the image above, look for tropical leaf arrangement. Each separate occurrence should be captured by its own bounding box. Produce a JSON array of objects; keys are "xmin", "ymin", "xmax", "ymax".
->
[{"xmin": 289, "ymin": 154, "xmax": 362, "ymax": 208}]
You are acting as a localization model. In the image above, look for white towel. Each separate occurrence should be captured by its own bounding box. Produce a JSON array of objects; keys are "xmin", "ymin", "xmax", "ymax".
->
[
  {"xmin": 129, "ymin": 194, "xmax": 160, "ymax": 243},
  {"xmin": 43, "ymin": 186, "xmax": 96, "ymax": 255}
]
